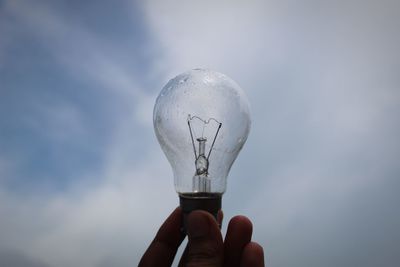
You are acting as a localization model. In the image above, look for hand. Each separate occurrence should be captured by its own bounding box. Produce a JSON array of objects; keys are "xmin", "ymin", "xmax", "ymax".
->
[{"xmin": 139, "ymin": 207, "xmax": 265, "ymax": 267}]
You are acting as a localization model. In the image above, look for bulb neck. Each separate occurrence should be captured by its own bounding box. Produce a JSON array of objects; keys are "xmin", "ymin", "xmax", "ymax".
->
[{"xmin": 179, "ymin": 192, "xmax": 222, "ymax": 234}]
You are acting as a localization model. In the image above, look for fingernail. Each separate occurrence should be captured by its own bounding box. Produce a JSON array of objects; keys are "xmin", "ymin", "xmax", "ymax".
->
[{"xmin": 187, "ymin": 211, "xmax": 210, "ymax": 238}]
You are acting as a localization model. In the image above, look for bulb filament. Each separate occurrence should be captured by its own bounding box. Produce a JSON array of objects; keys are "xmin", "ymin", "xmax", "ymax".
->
[{"xmin": 187, "ymin": 115, "xmax": 222, "ymax": 192}]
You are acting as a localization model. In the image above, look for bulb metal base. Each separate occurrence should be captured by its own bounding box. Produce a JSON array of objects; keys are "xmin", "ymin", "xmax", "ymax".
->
[{"xmin": 179, "ymin": 192, "xmax": 222, "ymax": 234}]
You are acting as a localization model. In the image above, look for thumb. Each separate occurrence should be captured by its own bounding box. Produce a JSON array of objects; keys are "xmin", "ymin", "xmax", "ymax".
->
[{"xmin": 184, "ymin": 210, "xmax": 224, "ymax": 267}]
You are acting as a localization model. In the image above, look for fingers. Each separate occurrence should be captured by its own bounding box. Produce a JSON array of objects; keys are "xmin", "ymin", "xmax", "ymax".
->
[
  {"xmin": 181, "ymin": 210, "xmax": 224, "ymax": 266},
  {"xmin": 223, "ymin": 216, "xmax": 253, "ymax": 267},
  {"xmin": 240, "ymin": 242, "xmax": 265, "ymax": 267},
  {"xmin": 178, "ymin": 209, "xmax": 223, "ymax": 267},
  {"xmin": 138, "ymin": 207, "xmax": 185, "ymax": 267},
  {"xmin": 138, "ymin": 208, "xmax": 265, "ymax": 267}
]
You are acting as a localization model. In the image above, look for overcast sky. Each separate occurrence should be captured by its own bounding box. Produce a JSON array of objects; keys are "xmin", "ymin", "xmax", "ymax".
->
[{"xmin": 1, "ymin": 0, "xmax": 399, "ymax": 266}]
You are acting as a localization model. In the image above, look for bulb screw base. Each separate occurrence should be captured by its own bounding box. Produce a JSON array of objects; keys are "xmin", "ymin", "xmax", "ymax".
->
[{"xmin": 179, "ymin": 192, "xmax": 222, "ymax": 234}]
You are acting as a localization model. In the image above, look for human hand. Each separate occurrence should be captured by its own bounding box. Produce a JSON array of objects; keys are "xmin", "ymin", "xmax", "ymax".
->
[{"xmin": 139, "ymin": 207, "xmax": 265, "ymax": 267}]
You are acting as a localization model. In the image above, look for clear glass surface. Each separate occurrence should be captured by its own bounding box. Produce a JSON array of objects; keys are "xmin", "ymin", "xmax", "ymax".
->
[{"xmin": 153, "ymin": 69, "xmax": 251, "ymax": 194}]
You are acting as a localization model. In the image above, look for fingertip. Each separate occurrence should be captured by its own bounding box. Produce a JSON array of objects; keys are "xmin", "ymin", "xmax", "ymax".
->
[
  {"xmin": 156, "ymin": 207, "xmax": 182, "ymax": 238},
  {"xmin": 187, "ymin": 210, "xmax": 215, "ymax": 221},
  {"xmin": 187, "ymin": 210, "xmax": 221, "ymax": 238},
  {"xmin": 241, "ymin": 242, "xmax": 265, "ymax": 267},
  {"xmin": 227, "ymin": 215, "xmax": 253, "ymax": 238},
  {"xmin": 138, "ymin": 207, "xmax": 184, "ymax": 267},
  {"xmin": 223, "ymin": 215, "xmax": 254, "ymax": 266},
  {"xmin": 187, "ymin": 210, "xmax": 211, "ymax": 238},
  {"xmin": 188, "ymin": 210, "xmax": 220, "ymax": 225},
  {"xmin": 184, "ymin": 210, "xmax": 224, "ymax": 266},
  {"xmin": 230, "ymin": 215, "xmax": 253, "ymax": 228}
]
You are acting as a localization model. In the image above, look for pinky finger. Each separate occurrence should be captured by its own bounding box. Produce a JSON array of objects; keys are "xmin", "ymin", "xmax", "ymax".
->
[{"xmin": 240, "ymin": 242, "xmax": 265, "ymax": 267}]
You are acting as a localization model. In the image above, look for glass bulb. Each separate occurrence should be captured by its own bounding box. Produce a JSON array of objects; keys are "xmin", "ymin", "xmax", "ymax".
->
[{"xmin": 153, "ymin": 69, "xmax": 251, "ymax": 220}]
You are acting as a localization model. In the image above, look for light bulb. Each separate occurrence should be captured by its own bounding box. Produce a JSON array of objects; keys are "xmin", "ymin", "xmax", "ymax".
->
[{"xmin": 153, "ymin": 69, "xmax": 251, "ymax": 222}]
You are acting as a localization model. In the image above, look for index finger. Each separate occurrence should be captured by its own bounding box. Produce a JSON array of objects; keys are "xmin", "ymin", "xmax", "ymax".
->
[{"xmin": 139, "ymin": 207, "xmax": 185, "ymax": 267}]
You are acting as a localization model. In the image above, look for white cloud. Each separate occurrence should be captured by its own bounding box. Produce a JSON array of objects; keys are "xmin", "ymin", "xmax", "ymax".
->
[
  {"xmin": 0, "ymin": 155, "xmax": 176, "ymax": 267},
  {"xmin": 4, "ymin": 0, "xmax": 147, "ymax": 100},
  {"xmin": 143, "ymin": 0, "xmax": 400, "ymax": 266},
  {"xmin": 0, "ymin": 1, "xmax": 175, "ymax": 266},
  {"xmin": 143, "ymin": 0, "xmax": 280, "ymax": 81},
  {"xmin": 0, "ymin": 0, "xmax": 399, "ymax": 266}
]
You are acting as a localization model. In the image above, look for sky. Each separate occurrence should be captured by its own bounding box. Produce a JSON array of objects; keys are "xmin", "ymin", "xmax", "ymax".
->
[{"xmin": 0, "ymin": 0, "xmax": 399, "ymax": 266}]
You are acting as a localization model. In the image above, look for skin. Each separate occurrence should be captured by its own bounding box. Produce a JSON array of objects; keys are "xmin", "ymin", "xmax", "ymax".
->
[{"xmin": 139, "ymin": 207, "xmax": 265, "ymax": 267}]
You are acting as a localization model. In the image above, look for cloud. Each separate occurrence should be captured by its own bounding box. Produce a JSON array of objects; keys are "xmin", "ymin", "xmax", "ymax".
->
[
  {"xmin": 1, "ymin": 1, "xmax": 173, "ymax": 266},
  {"xmin": 0, "ymin": 250, "xmax": 50, "ymax": 267},
  {"xmin": 143, "ymin": 0, "xmax": 400, "ymax": 266},
  {"xmin": 0, "ymin": 0, "xmax": 399, "ymax": 266},
  {"xmin": 0, "ymin": 156, "xmax": 177, "ymax": 267},
  {"xmin": 3, "ymin": 0, "xmax": 146, "ymax": 98}
]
